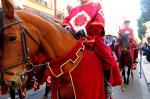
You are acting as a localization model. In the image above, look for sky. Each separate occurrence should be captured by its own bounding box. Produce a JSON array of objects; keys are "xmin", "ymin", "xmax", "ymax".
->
[
  {"xmin": 64, "ymin": 0, "xmax": 141, "ymax": 37},
  {"xmin": 102, "ymin": 0, "xmax": 141, "ymax": 37}
]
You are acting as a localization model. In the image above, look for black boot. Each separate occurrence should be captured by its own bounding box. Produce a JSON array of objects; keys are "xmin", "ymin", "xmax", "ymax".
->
[{"xmin": 104, "ymin": 70, "xmax": 113, "ymax": 96}]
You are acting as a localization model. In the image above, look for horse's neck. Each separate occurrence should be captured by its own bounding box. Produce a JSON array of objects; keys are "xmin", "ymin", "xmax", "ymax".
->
[
  {"xmin": 121, "ymin": 40, "xmax": 130, "ymax": 49},
  {"xmin": 40, "ymin": 28, "xmax": 77, "ymax": 59},
  {"xmin": 19, "ymin": 11, "xmax": 76, "ymax": 59}
]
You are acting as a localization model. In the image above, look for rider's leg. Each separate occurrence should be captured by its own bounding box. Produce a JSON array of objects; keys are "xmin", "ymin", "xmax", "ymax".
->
[
  {"xmin": 93, "ymin": 38, "xmax": 122, "ymax": 96},
  {"xmin": 43, "ymin": 83, "xmax": 50, "ymax": 97}
]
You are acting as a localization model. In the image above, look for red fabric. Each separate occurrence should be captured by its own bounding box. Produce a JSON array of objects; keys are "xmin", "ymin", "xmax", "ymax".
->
[
  {"xmin": 93, "ymin": 36, "xmax": 117, "ymax": 70},
  {"xmin": 49, "ymin": 40, "xmax": 84, "ymax": 76},
  {"xmin": 49, "ymin": 39, "xmax": 105, "ymax": 99},
  {"xmin": 63, "ymin": 2, "xmax": 104, "ymax": 34},
  {"xmin": 49, "ymin": 39, "xmax": 122, "ymax": 99},
  {"xmin": 110, "ymin": 62, "xmax": 122, "ymax": 86},
  {"xmin": 134, "ymin": 48, "xmax": 138, "ymax": 59},
  {"xmin": 84, "ymin": 37, "xmax": 122, "ymax": 86},
  {"xmin": 32, "ymin": 52, "xmax": 46, "ymax": 64},
  {"xmin": 51, "ymin": 49, "xmax": 106, "ymax": 99},
  {"xmin": 94, "ymin": 40, "xmax": 122, "ymax": 86},
  {"xmin": 71, "ymin": 48, "xmax": 105, "ymax": 99},
  {"xmin": 92, "ymin": 36, "xmax": 122, "ymax": 86},
  {"xmin": 63, "ymin": 2, "xmax": 122, "ymax": 87},
  {"xmin": 0, "ymin": 81, "xmax": 8, "ymax": 95},
  {"xmin": 44, "ymin": 68, "xmax": 51, "ymax": 86},
  {"xmin": 119, "ymin": 27, "xmax": 134, "ymax": 39}
]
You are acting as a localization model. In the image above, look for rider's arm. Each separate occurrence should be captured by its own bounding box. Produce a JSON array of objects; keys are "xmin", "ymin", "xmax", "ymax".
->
[
  {"xmin": 63, "ymin": 15, "xmax": 70, "ymax": 28},
  {"xmin": 86, "ymin": 3, "xmax": 105, "ymax": 37}
]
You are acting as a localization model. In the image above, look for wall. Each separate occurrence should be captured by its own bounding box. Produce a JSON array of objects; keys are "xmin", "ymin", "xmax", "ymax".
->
[{"xmin": 22, "ymin": 0, "xmax": 54, "ymax": 16}]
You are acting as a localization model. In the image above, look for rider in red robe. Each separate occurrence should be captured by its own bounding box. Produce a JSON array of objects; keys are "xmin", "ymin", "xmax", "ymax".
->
[
  {"xmin": 63, "ymin": 0, "xmax": 122, "ymax": 96},
  {"xmin": 118, "ymin": 20, "xmax": 138, "ymax": 68}
]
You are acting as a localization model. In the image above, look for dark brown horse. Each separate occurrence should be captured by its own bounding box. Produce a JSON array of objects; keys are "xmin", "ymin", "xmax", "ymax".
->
[
  {"xmin": 120, "ymin": 33, "xmax": 133, "ymax": 84},
  {"xmin": 0, "ymin": 0, "xmax": 106, "ymax": 99}
]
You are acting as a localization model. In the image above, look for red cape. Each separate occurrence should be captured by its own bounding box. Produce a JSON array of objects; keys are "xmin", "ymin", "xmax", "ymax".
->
[{"xmin": 49, "ymin": 40, "xmax": 106, "ymax": 99}]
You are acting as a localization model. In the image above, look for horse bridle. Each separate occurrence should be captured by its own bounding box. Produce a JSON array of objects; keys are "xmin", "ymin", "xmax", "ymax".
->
[{"xmin": 0, "ymin": 16, "xmax": 41, "ymax": 79}]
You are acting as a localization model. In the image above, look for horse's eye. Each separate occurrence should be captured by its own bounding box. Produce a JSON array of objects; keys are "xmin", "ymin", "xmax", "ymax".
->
[{"xmin": 8, "ymin": 35, "xmax": 17, "ymax": 42}]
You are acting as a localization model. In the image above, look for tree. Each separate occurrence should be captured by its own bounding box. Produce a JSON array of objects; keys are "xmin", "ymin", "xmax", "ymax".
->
[{"xmin": 138, "ymin": 0, "xmax": 150, "ymax": 40}]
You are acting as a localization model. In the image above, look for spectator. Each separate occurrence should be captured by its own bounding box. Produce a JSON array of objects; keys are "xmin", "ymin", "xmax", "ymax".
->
[{"xmin": 142, "ymin": 36, "xmax": 150, "ymax": 62}]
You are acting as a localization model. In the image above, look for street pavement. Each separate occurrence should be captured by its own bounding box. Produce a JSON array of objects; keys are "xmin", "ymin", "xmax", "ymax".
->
[
  {"xmin": 113, "ymin": 55, "xmax": 150, "ymax": 99},
  {"xmin": 1, "ymin": 55, "xmax": 150, "ymax": 99},
  {"xmin": 141, "ymin": 56, "xmax": 150, "ymax": 89},
  {"xmin": 0, "ymin": 84, "xmax": 51, "ymax": 99}
]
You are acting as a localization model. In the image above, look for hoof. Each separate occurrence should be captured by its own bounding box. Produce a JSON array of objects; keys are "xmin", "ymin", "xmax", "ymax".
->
[
  {"xmin": 131, "ymin": 64, "xmax": 136, "ymax": 70},
  {"xmin": 42, "ymin": 96, "xmax": 48, "ymax": 99},
  {"xmin": 131, "ymin": 75, "xmax": 134, "ymax": 79},
  {"xmin": 126, "ymin": 80, "xmax": 129, "ymax": 85},
  {"xmin": 121, "ymin": 86, "xmax": 125, "ymax": 92}
]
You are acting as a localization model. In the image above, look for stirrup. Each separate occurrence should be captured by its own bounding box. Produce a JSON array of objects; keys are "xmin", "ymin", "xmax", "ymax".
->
[
  {"xmin": 106, "ymin": 82, "xmax": 113, "ymax": 96},
  {"xmin": 105, "ymin": 77, "xmax": 113, "ymax": 96}
]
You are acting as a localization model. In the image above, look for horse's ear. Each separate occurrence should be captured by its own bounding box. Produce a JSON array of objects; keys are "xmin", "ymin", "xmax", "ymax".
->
[{"xmin": 1, "ymin": 0, "xmax": 15, "ymax": 19}]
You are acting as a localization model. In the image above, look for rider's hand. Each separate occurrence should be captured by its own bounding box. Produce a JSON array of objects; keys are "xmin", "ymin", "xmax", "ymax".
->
[{"xmin": 75, "ymin": 29, "xmax": 87, "ymax": 39}]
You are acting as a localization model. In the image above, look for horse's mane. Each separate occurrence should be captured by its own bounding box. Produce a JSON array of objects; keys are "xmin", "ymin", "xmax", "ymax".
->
[
  {"xmin": 120, "ymin": 33, "xmax": 129, "ymax": 42},
  {"xmin": 23, "ymin": 9, "xmax": 66, "ymax": 34},
  {"xmin": 15, "ymin": 10, "xmax": 76, "ymax": 58},
  {"xmin": 16, "ymin": 10, "xmax": 69, "ymax": 36},
  {"xmin": 120, "ymin": 33, "xmax": 130, "ymax": 49}
]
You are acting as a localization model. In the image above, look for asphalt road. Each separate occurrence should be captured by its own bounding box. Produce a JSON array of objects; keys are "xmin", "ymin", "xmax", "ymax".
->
[
  {"xmin": 0, "ymin": 84, "xmax": 51, "ymax": 99},
  {"xmin": 112, "ymin": 58, "xmax": 150, "ymax": 99}
]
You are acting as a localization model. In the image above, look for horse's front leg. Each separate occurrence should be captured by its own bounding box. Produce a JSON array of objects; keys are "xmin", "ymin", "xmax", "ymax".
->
[
  {"xmin": 9, "ymin": 87, "xmax": 16, "ymax": 99},
  {"xmin": 126, "ymin": 52, "xmax": 132, "ymax": 84},
  {"xmin": 126, "ymin": 67, "xmax": 131, "ymax": 84},
  {"xmin": 121, "ymin": 54, "xmax": 126, "ymax": 84},
  {"xmin": 122, "ymin": 66, "xmax": 126, "ymax": 84},
  {"xmin": 42, "ymin": 83, "xmax": 50, "ymax": 99},
  {"xmin": 18, "ymin": 89, "xmax": 23, "ymax": 99},
  {"xmin": 131, "ymin": 69, "xmax": 134, "ymax": 79}
]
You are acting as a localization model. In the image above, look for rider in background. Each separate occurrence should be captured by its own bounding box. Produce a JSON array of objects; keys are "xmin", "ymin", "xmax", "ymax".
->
[
  {"xmin": 63, "ymin": 0, "xmax": 122, "ymax": 97},
  {"xmin": 118, "ymin": 20, "xmax": 138, "ymax": 68}
]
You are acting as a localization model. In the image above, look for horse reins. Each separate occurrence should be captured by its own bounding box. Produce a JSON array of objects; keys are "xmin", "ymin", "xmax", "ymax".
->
[{"xmin": 0, "ymin": 16, "xmax": 45, "ymax": 79}]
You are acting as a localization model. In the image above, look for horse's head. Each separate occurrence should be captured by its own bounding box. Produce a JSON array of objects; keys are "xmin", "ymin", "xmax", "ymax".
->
[
  {"xmin": 120, "ymin": 32, "xmax": 130, "ymax": 51},
  {"xmin": 0, "ymin": 0, "xmax": 76, "ymax": 91},
  {"xmin": 0, "ymin": 0, "xmax": 41, "ymax": 90}
]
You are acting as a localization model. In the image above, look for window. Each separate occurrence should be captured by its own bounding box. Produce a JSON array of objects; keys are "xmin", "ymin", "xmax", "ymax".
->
[{"xmin": 30, "ymin": 0, "xmax": 53, "ymax": 9}]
